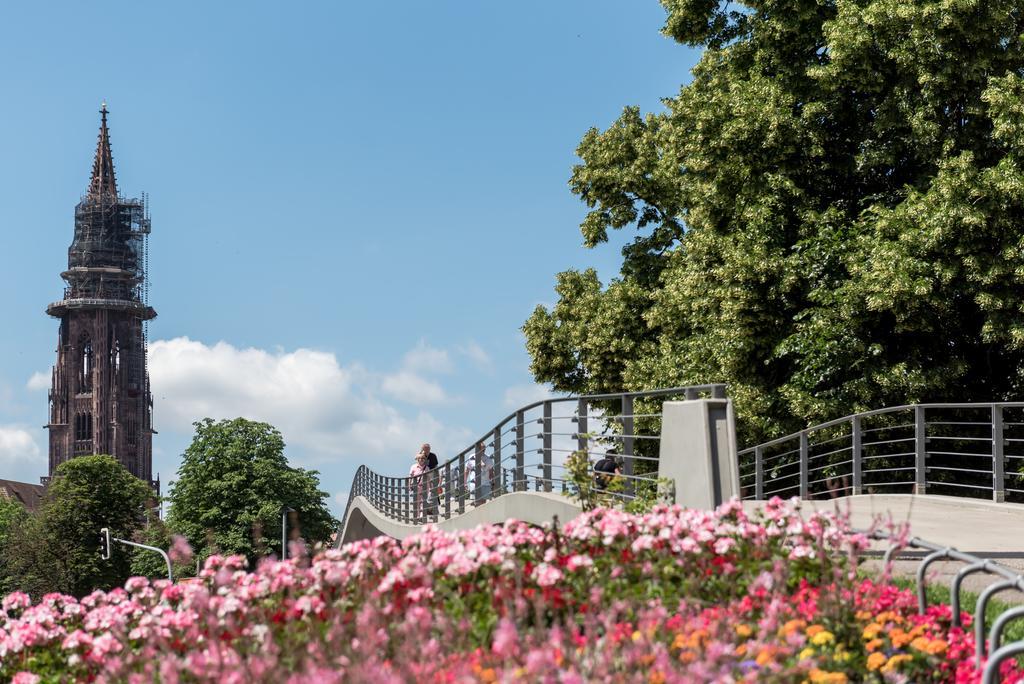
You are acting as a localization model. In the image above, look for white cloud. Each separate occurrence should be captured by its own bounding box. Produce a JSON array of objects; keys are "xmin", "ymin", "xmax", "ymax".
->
[
  {"xmin": 458, "ymin": 340, "xmax": 493, "ymax": 372},
  {"xmin": 503, "ymin": 383, "xmax": 552, "ymax": 409},
  {"xmin": 26, "ymin": 372, "xmax": 49, "ymax": 392},
  {"xmin": 0, "ymin": 426, "xmax": 42, "ymax": 465},
  {"xmin": 401, "ymin": 340, "xmax": 453, "ymax": 375},
  {"xmin": 148, "ymin": 337, "xmax": 465, "ymax": 469},
  {"xmin": 381, "ymin": 371, "xmax": 447, "ymax": 405}
]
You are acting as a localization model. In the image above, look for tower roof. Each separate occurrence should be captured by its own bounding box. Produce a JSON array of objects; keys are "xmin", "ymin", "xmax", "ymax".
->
[{"xmin": 87, "ymin": 103, "xmax": 118, "ymax": 199}]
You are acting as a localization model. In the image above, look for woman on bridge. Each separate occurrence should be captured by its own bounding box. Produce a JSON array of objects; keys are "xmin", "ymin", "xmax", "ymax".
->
[{"xmin": 409, "ymin": 451, "xmax": 429, "ymax": 522}]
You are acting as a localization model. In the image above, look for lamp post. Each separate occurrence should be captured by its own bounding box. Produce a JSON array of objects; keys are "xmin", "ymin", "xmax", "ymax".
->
[{"xmin": 280, "ymin": 506, "xmax": 295, "ymax": 560}]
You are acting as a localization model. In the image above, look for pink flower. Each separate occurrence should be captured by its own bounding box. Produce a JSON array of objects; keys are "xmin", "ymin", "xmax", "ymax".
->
[
  {"xmin": 169, "ymin": 535, "xmax": 194, "ymax": 565},
  {"xmin": 11, "ymin": 673, "xmax": 40, "ymax": 684},
  {"xmin": 532, "ymin": 562, "xmax": 563, "ymax": 587}
]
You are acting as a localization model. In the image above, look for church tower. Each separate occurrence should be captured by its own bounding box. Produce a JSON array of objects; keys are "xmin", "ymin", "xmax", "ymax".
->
[{"xmin": 45, "ymin": 105, "xmax": 157, "ymax": 488}]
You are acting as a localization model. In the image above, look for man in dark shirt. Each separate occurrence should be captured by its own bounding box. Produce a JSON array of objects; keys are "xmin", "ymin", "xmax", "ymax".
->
[
  {"xmin": 420, "ymin": 443, "xmax": 438, "ymax": 470},
  {"xmin": 594, "ymin": 451, "xmax": 620, "ymax": 489},
  {"xmin": 420, "ymin": 443, "xmax": 439, "ymax": 516}
]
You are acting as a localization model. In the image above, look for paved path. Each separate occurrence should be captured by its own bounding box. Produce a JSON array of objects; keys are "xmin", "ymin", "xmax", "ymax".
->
[
  {"xmin": 743, "ymin": 494, "xmax": 1024, "ymax": 604},
  {"xmin": 742, "ymin": 494, "xmax": 1024, "ymax": 555}
]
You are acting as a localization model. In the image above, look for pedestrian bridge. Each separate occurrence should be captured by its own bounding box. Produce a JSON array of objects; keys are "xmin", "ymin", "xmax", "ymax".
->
[{"xmin": 336, "ymin": 390, "xmax": 1024, "ymax": 549}]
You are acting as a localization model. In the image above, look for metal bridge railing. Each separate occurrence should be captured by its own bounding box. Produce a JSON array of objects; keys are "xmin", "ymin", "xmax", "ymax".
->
[
  {"xmin": 739, "ymin": 403, "xmax": 1024, "ymax": 504},
  {"xmin": 870, "ymin": 530, "xmax": 1024, "ymax": 682},
  {"xmin": 341, "ymin": 384, "xmax": 727, "ymax": 527}
]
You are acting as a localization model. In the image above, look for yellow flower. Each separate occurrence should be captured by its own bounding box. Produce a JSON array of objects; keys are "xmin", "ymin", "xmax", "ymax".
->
[
  {"xmin": 811, "ymin": 630, "xmax": 835, "ymax": 646},
  {"xmin": 631, "ymin": 630, "xmax": 643, "ymax": 643},
  {"xmin": 862, "ymin": 623, "xmax": 882, "ymax": 640},
  {"xmin": 800, "ymin": 647, "xmax": 816, "ymax": 660},
  {"xmin": 867, "ymin": 652, "xmax": 887, "ymax": 671},
  {"xmin": 735, "ymin": 624, "xmax": 753, "ymax": 638},
  {"xmin": 881, "ymin": 654, "xmax": 914, "ymax": 674}
]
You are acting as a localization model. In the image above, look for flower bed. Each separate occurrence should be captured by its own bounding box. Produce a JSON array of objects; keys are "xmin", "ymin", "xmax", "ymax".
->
[{"xmin": 1, "ymin": 499, "xmax": 1021, "ymax": 682}]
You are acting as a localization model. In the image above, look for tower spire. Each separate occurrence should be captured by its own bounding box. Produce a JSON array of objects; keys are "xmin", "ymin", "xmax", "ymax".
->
[{"xmin": 87, "ymin": 102, "xmax": 118, "ymax": 199}]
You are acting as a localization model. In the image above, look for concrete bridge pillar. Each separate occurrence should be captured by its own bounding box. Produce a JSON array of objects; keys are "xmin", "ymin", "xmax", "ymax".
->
[{"xmin": 658, "ymin": 399, "xmax": 739, "ymax": 509}]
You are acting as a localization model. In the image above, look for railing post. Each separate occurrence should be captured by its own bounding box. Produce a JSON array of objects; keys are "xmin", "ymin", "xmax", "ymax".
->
[
  {"xmin": 915, "ymin": 405, "xmax": 927, "ymax": 495},
  {"xmin": 577, "ymin": 398, "xmax": 588, "ymax": 454},
  {"xmin": 403, "ymin": 478, "xmax": 410, "ymax": 524},
  {"xmin": 799, "ymin": 431, "xmax": 809, "ymax": 498},
  {"xmin": 444, "ymin": 462, "xmax": 451, "ymax": 519},
  {"xmin": 474, "ymin": 444, "xmax": 483, "ymax": 506},
  {"xmin": 685, "ymin": 387, "xmax": 697, "ymax": 400},
  {"xmin": 711, "ymin": 384, "xmax": 726, "ymax": 399},
  {"xmin": 458, "ymin": 452, "xmax": 466, "ymax": 515},
  {"xmin": 542, "ymin": 401, "xmax": 553, "ymax": 493},
  {"xmin": 754, "ymin": 446, "xmax": 764, "ymax": 500},
  {"xmin": 387, "ymin": 475, "xmax": 395, "ymax": 518},
  {"xmin": 993, "ymin": 405, "xmax": 1006, "ymax": 503},
  {"xmin": 493, "ymin": 426, "xmax": 502, "ymax": 494},
  {"xmin": 515, "ymin": 410, "xmax": 525, "ymax": 492},
  {"xmin": 852, "ymin": 415, "xmax": 863, "ymax": 495},
  {"xmin": 621, "ymin": 395, "xmax": 635, "ymax": 497}
]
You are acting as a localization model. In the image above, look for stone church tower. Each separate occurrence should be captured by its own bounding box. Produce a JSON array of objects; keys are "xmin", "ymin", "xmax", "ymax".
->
[{"xmin": 44, "ymin": 105, "xmax": 157, "ymax": 488}]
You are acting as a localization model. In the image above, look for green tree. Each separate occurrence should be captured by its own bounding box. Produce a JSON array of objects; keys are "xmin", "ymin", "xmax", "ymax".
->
[
  {"xmin": 4, "ymin": 455, "xmax": 152, "ymax": 597},
  {"xmin": 167, "ymin": 418, "xmax": 337, "ymax": 565},
  {"xmin": 525, "ymin": 0, "xmax": 1024, "ymax": 444},
  {"xmin": 0, "ymin": 497, "xmax": 27, "ymax": 596}
]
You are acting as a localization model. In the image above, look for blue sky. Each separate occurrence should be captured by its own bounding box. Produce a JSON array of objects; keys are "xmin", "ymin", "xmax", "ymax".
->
[{"xmin": 0, "ymin": 1, "xmax": 699, "ymax": 514}]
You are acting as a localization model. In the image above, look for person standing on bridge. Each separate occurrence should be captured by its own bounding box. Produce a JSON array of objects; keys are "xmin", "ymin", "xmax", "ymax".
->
[
  {"xmin": 409, "ymin": 451, "xmax": 429, "ymax": 523},
  {"xmin": 420, "ymin": 443, "xmax": 440, "ymax": 516}
]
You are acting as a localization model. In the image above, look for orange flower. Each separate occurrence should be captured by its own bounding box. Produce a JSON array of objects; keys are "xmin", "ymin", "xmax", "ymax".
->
[
  {"xmin": 735, "ymin": 624, "xmax": 753, "ymax": 638},
  {"xmin": 479, "ymin": 668, "xmax": 497, "ymax": 683},
  {"xmin": 806, "ymin": 624, "xmax": 826, "ymax": 638},
  {"xmin": 780, "ymin": 619, "xmax": 807, "ymax": 636},
  {"xmin": 865, "ymin": 638, "xmax": 884, "ymax": 652},
  {"xmin": 648, "ymin": 671, "xmax": 666, "ymax": 684},
  {"xmin": 808, "ymin": 668, "xmax": 848, "ymax": 683},
  {"xmin": 867, "ymin": 652, "xmax": 887, "ymax": 671},
  {"xmin": 756, "ymin": 648, "xmax": 775, "ymax": 667}
]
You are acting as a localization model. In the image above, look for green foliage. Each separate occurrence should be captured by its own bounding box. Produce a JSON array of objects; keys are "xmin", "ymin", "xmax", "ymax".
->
[
  {"xmin": 167, "ymin": 418, "xmax": 338, "ymax": 565},
  {"xmin": 4, "ymin": 455, "xmax": 152, "ymax": 598},
  {"xmin": 525, "ymin": 0, "xmax": 1024, "ymax": 444},
  {"xmin": 0, "ymin": 497, "xmax": 27, "ymax": 595},
  {"xmin": 129, "ymin": 509, "xmax": 192, "ymax": 580}
]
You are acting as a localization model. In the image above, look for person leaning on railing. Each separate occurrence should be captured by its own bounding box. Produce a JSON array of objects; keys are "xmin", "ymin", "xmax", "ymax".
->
[{"xmin": 593, "ymin": 450, "xmax": 622, "ymax": 491}]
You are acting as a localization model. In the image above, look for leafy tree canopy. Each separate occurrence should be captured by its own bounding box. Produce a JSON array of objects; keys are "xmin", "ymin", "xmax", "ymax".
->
[
  {"xmin": 167, "ymin": 418, "xmax": 337, "ymax": 564},
  {"xmin": 525, "ymin": 0, "xmax": 1024, "ymax": 443},
  {"xmin": 4, "ymin": 455, "xmax": 152, "ymax": 597}
]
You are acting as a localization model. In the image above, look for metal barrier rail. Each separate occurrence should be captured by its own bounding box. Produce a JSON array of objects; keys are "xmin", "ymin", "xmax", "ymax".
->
[
  {"xmin": 738, "ymin": 403, "xmax": 1024, "ymax": 503},
  {"xmin": 871, "ymin": 530, "xmax": 1024, "ymax": 682},
  {"xmin": 341, "ymin": 384, "xmax": 727, "ymax": 527}
]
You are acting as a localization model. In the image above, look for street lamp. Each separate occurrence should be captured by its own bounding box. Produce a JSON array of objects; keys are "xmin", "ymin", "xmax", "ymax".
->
[{"xmin": 280, "ymin": 506, "xmax": 295, "ymax": 560}]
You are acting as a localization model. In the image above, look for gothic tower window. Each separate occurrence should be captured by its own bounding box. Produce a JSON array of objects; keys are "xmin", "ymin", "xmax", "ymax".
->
[{"xmin": 79, "ymin": 338, "xmax": 93, "ymax": 393}]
